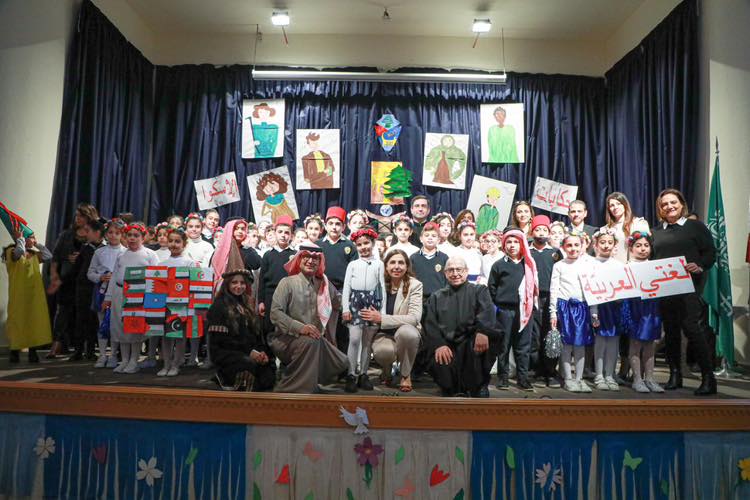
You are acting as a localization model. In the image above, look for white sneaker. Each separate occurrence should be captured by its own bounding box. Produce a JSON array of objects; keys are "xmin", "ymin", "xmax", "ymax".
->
[
  {"xmin": 186, "ymin": 357, "xmax": 199, "ymax": 367},
  {"xmin": 157, "ymin": 367, "xmax": 169, "ymax": 377},
  {"xmin": 94, "ymin": 356, "xmax": 108, "ymax": 368},
  {"xmin": 578, "ymin": 380, "xmax": 593, "ymax": 393},
  {"xmin": 594, "ymin": 375, "xmax": 609, "ymax": 390},
  {"xmin": 644, "ymin": 379, "xmax": 664, "ymax": 393},
  {"xmin": 123, "ymin": 361, "xmax": 140, "ymax": 374},
  {"xmin": 166, "ymin": 367, "xmax": 179, "ymax": 377},
  {"xmin": 105, "ymin": 356, "xmax": 119, "ymax": 368},
  {"xmin": 139, "ymin": 358, "xmax": 157, "ymax": 369},
  {"xmin": 564, "ymin": 379, "xmax": 580, "ymax": 392},
  {"xmin": 605, "ymin": 376, "xmax": 620, "ymax": 391},
  {"xmin": 113, "ymin": 362, "xmax": 126, "ymax": 373},
  {"xmin": 632, "ymin": 379, "xmax": 650, "ymax": 393}
]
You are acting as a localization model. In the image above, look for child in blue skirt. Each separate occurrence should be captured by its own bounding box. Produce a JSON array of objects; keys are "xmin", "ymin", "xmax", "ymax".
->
[
  {"xmin": 623, "ymin": 231, "xmax": 664, "ymax": 393},
  {"xmin": 550, "ymin": 231, "xmax": 594, "ymax": 393}
]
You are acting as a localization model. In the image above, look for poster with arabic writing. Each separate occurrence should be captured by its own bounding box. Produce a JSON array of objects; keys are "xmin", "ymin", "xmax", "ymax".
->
[
  {"xmin": 579, "ymin": 257, "xmax": 694, "ymax": 305},
  {"xmin": 193, "ymin": 172, "xmax": 241, "ymax": 210},
  {"xmin": 530, "ymin": 177, "xmax": 578, "ymax": 215}
]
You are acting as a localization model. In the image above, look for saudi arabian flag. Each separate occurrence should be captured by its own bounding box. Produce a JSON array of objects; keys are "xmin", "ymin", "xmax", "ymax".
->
[{"xmin": 703, "ymin": 147, "xmax": 735, "ymax": 367}]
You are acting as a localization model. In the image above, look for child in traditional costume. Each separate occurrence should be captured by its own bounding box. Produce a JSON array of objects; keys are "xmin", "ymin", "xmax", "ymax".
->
[
  {"xmin": 342, "ymin": 228, "xmax": 386, "ymax": 392},
  {"xmin": 3, "ymin": 228, "xmax": 52, "ymax": 363}
]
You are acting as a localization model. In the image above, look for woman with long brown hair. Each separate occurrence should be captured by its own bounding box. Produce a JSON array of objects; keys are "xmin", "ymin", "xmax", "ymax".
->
[
  {"xmin": 511, "ymin": 201, "xmax": 535, "ymax": 238},
  {"xmin": 359, "ymin": 249, "xmax": 423, "ymax": 392},
  {"xmin": 603, "ymin": 192, "xmax": 649, "ymax": 263}
]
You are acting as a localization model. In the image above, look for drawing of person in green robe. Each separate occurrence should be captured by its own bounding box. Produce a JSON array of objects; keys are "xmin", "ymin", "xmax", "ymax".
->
[
  {"xmin": 424, "ymin": 135, "xmax": 467, "ymax": 185},
  {"xmin": 487, "ymin": 106, "xmax": 519, "ymax": 163},
  {"xmin": 476, "ymin": 187, "xmax": 501, "ymax": 235},
  {"xmin": 249, "ymin": 102, "xmax": 280, "ymax": 158}
]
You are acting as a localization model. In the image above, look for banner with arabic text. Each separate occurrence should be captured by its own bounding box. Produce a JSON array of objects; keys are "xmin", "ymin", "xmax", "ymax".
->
[
  {"xmin": 193, "ymin": 172, "xmax": 241, "ymax": 210},
  {"xmin": 530, "ymin": 177, "xmax": 578, "ymax": 215}
]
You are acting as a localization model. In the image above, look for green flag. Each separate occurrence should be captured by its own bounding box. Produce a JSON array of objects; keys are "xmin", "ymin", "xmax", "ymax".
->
[{"xmin": 702, "ymin": 147, "xmax": 735, "ymax": 367}]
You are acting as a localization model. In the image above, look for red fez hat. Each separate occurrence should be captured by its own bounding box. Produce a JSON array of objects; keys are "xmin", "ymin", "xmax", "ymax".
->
[
  {"xmin": 275, "ymin": 215, "xmax": 294, "ymax": 228},
  {"xmin": 325, "ymin": 206, "xmax": 347, "ymax": 222},
  {"xmin": 531, "ymin": 215, "xmax": 551, "ymax": 231}
]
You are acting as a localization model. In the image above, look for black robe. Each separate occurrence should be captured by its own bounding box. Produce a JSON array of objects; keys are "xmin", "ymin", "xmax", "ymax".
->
[
  {"xmin": 207, "ymin": 295, "xmax": 275, "ymax": 391},
  {"xmin": 424, "ymin": 282, "xmax": 498, "ymax": 395}
]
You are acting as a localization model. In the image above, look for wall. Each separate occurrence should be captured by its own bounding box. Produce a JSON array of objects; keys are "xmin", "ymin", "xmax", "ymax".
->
[
  {"xmin": 0, "ymin": 0, "xmax": 82, "ymax": 344},
  {"xmin": 698, "ymin": 0, "xmax": 750, "ymax": 364}
]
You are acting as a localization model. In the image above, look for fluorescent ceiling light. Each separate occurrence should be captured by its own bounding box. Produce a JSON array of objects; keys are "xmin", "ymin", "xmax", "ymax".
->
[
  {"xmin": 271, "ymin": 11, "xmax": 290, "ymax": 26},
  {"xmin": 472, "ymin": 19, "xmax": 492, "ymax": 33},
  {"xmin": 251, "ymin": 69, "xmax": 507, "ymax": 85}
]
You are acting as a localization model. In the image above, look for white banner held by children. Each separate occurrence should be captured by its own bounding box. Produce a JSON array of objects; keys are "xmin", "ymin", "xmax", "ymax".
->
[
  {"xmin": 193, "ymin": 172, "xmax": 241, "ymax": 210},
  {"xmin": 580, "ymin": 256, "xmax": 695, "ymax": 305},
  {"xmin": 531, "ymin": 177, "xmax": 578, "ymax": 215}
]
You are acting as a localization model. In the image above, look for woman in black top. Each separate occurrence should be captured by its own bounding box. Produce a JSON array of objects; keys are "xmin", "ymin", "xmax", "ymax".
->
[
  {"xmin": 207, "ymin": 268, "xmax": 275, "ymax": 391},
  {"xmin": 652, "ymin": 188, "xmax": 717, "ymax": 395}
]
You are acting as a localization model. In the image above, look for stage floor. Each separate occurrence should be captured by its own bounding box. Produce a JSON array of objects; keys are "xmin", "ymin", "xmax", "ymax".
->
[{"xmin": 2, "ymin": 352, "xmax": 748, "ymax": 400}]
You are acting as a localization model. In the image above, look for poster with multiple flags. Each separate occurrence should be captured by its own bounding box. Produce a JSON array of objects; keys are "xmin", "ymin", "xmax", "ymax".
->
[{"xmin": 122, "ymin": 266, "xmax": 213, "ymax": 338}]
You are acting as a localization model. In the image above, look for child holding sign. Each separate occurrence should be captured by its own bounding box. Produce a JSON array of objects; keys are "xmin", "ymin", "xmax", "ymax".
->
[
  {"xmin": 103, "ymin": 223, "xmax": 160, "ymax": 374},
  {"xmin": 550, "ymin": 231, "xmax": 594, "ymax": 393},
  {"xmin": 591, "ymin": 229, "xmax": 623, "ymax": 391},
  {"xmin": 623, "ymin": 231, "xmax": 664, "ymax": 393}
]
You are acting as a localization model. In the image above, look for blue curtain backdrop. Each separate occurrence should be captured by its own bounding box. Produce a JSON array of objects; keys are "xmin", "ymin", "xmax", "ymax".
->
[
  {"xmin": 47, "ymin": 0, "xmax": 153, "ymax": 243},
  {"xmin": 46, "ymin": 0, "xmax": 698, "ymax": 243}
]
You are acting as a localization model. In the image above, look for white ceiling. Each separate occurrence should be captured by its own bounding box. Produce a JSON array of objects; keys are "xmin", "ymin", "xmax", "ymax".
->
[{"xmin": 126, "ymin": 0, "xmax": 647, "ymax": 41}]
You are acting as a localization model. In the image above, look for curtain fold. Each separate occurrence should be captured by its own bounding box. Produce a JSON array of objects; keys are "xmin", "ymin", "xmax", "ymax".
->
[
  {"xmin": 605, "ymin": 0, "xmax": 698, "ymax": 223},
  {"xmin": 47, "ymin": 0, "xmax": 153, "ymax": 243}
]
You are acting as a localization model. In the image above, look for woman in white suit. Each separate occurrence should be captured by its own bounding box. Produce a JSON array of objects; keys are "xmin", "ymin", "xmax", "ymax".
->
[{"xmin": 359, "ymin": 249, "xmax": 423, "ymax": 392}]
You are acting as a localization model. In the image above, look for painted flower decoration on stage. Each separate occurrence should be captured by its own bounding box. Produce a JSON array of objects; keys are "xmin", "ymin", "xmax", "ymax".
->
[
  {"xmin": 354, "ymin": 436, "xmax": 384, "ymax": 488},
  {"xmin": 33, "ymin": 436, "xmax": 55, "ymax": 459},
  {"xmin": 355, "ymin": 436, "xmax": 384, "ymax": 467},
  {"xmin": 136, "ymin": 457, "xmax": 163, "ymax": 487},
  {"xmin": 739, "ymin": 457, "xmax": 750, "ymax": 481},
  {"xmin": 535, "ymin": 463, "xmax": 563, "ymax": 492}
]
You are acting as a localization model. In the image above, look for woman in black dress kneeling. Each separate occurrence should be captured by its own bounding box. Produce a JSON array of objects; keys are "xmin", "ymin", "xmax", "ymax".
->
[{"xmin": 208, "ymin": 268, "xmax": 276, "ymax": 391}]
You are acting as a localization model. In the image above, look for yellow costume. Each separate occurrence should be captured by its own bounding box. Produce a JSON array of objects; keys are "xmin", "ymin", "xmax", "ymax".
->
[{"xmin": 4, "ymin": 246, "xmax": 52, "ymax": 349}]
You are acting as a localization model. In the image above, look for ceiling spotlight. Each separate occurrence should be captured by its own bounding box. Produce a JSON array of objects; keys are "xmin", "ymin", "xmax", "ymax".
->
[
  {"xmin": 271, "ymin": 11, "xmax": 290, "ymax": 26},
  {"xmin": 472, "ymin": 18, "xmax": 492, "ymax": 33}
]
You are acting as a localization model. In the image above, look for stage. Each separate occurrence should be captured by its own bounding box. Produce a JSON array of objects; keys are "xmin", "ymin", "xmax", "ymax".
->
[{"xmin": 1, "ymin": 356, "xmax": 749, "ymax": 498}]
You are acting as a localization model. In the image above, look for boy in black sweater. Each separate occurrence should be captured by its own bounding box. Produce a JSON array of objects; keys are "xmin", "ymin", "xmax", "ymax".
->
[
  {"xmin": 258, "ymin": 216, "xmax": 295, "ymax": 334},
  {"xmin": 318, "ymin": 206, "xmax": 358, "ymax": 353},
  {"xmin": 488, "ymin": 228, "xmax": 539, "ymax": 391},
  {"xmin": 529, "ymin": 215, "xmax": 561, "ymax": 387}
]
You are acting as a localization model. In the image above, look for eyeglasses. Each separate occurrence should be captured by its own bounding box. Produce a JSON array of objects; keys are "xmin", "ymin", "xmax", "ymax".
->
[
  {"xmin": 301, "ymin": 255, "xmax": 320, "ymax": 262},
  {"xmin": 444, "ymin": 267, "xmax": 467, "ymax": 274}
]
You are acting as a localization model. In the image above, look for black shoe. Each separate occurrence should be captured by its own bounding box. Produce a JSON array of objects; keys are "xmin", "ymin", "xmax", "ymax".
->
[
  {"xmin": 453, "ymin": 392, "xmax": 469, "ymax": 397},
  {"xmin": 344, "ymin": 375, "xmax": 358, "ymax": 393},
  {"xmin": 471, "ymin": 385, "xmax": 490, "ymax": 398},
  {"xmin": 497, "ymin": 378, "xmax": 510, "ymax": 390},
  {"xmin": 85, "ymin": 349, "xmax": 97, "ymax": 361},
  {"xmin": 517, "ymin": 379, "xmax": 534, "ymax": 392},
  {"xmin": 689, "ymin": 363, "xmax": 701, "ymax": 374},
  {"xmin": 694, "ymin": 373, "xmax": 717, "ymax": 396},
  {"xmin": 665, "ymin": 369, "xmax": 683, "ymax": 390},
  {"xmin": 28, "ymin": 350, "xmax": 39, "ymax": 363},
  {"xmin": 68, "ymin": 350, "xmax": 84, "ymax": 362},
  {"xmin": 358, "ymin": 374, "xmax": 374, "ymax": 391},
  {"xmin": 9, "ymin": 350, "xmax": 20, "ymax": 363}
]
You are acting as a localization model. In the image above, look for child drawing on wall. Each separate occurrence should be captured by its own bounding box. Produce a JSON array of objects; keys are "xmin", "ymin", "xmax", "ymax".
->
[{"xmin": 256, "ymin": 172, "xmax": 296, "ymax": 224}]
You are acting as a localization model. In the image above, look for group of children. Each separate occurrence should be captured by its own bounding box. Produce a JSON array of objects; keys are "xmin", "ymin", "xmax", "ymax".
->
[{"xmin": 5, "ymin": 196, "xmax": 667, "ymax": 396}]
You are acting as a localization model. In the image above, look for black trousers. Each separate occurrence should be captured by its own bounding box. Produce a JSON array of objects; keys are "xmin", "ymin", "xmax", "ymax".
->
[
  {"xmin": 495, "ymin": 306, "xmax": 532, "ymax": 382},
  {"xmin": 532, "ymin": 292, "xmax": 559, "ymax": 378},
  {"xmin": 53, "ymin": 303, "xmax": 76, "ymax": 348},
  {"xmin": 661, "ymin": 293, "xmax": 712, "ymax": 374},
  {"xmin": 430, "ymin": 336, "xmax": 494, "ymax": 395}
]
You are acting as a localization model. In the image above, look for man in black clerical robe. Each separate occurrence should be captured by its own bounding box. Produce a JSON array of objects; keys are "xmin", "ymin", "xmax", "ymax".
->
[{"xmin": 424, "ymin": 256, "xmax": 499, "ymax": 397}]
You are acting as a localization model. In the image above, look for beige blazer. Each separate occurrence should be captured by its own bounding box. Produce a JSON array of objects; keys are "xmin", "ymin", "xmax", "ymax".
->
[{"xmin": 380, "ymin": 277, "xmax": 423, "ymax": 331}]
